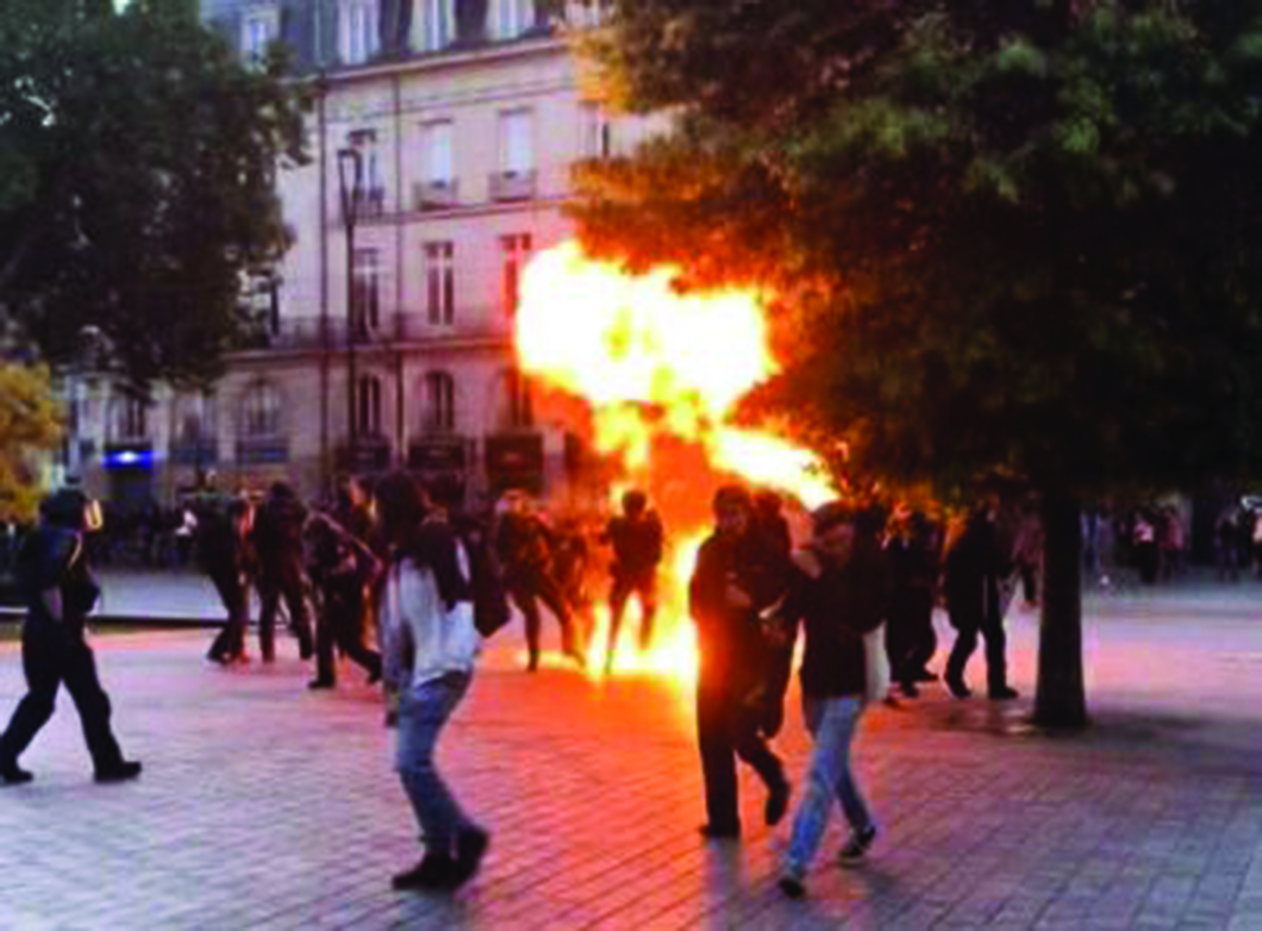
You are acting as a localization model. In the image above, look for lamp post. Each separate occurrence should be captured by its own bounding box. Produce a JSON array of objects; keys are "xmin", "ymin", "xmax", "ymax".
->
[{"xmin": 337, "ymin": 147, "xmax": 363, "ymax": 461}]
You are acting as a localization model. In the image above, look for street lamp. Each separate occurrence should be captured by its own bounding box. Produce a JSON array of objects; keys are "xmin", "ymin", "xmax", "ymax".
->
[{"xmin": 337, "ymin": 147, "xmax": 363, "ymax": 457}]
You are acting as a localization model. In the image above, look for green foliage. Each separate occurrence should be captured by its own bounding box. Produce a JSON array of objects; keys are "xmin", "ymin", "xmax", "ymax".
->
[
  {"xmin": 574, "ymin": 0, "xmax": 1262, "ymax": 500},
  {"xmin": 0, "ymin": 362, "xmax": 62, "ymax": 524},
  {"xmin": 0, "ymin": 0, "xmax": 308, "ymax": 387}
]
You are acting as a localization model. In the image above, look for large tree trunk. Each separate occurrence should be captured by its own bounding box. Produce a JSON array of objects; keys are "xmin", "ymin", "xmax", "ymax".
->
[{"xmin": 1034, "ymin": 491, "xmax": 1088, "ymax": 728}]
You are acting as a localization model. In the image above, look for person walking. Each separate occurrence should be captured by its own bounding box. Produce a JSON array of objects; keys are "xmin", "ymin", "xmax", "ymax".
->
[
  {"xmin": 776, "ymin": 502, "xmax": 889, "ymax": 898},
  {"xmin": 886, "ymin": 511, "xmax": 939, "ymax": 697},
  {"xmin": 0, "ymin": 490, "xmax": 142, "ymax": 785},
  {"xmin": 376, "ymin": 472, "xmax": 490, "ymax": 892},
  {"xmin": 252, "ymin": 482, "xmax": 314, "ymax": 663},
  {"xmin": 944, "ymin": 506, "xmax": 1018, "ymax": 700},
  {"xmin": 602, "ymin": 489, "xmax": 664, "ymax": 673},
  {"xmin": 305, "ymin": 513, "xmax": 383, "ymax": 690},
  {"xmin": 688, "ymin": 485, "xmax": 790, "ymax": 840},
  {"xmin": 204, "ymin": 497, "xmax": 255, "ymax": 664},
  {"xmin": 495, "ymin": 495, "xmax": 582, "ymax": 671}
]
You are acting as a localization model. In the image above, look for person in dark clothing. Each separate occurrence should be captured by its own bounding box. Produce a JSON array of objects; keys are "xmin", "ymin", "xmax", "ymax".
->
[
  {"xmin": 885, "ymin": 511, "xmax": 940, "ymax": 697},
  {"xmin": 495, "ymin": 496, "xmax": 582, "ymax": 671},
  {"xmin": 0, "ymin": 490, "xmax": 142, "ymax": 785},
  {"xmin": 305, "ymin": 513, "xmax": 383, "ymax": 689},
  {"xmin": 552, "ymin": 516, "xmax": 595, "ymax": 653},
  {"xmin": 751, "ymin": 490, "xmax": 797, "ymax": 737},
  {"xmin": 252, "ymin": 482, "xmax": 314, "ymax": 663},
  {"xmin": 205, "ymin": 498, "xmax": 255, "ymax": 664},
  {"xmin": 688, "ymin": 485, "xmax": 790, "ymax": 840},
  {"xmin": 602, "ymin": 490, "xmax": 664, "ymax": 673},
  {"xmin": 944, "ymin": 507, "xmax": 1018, "ymax": 700},
  {"xmin": 776, "ymin": 502, "xmax": 890, "ymax": 898}
]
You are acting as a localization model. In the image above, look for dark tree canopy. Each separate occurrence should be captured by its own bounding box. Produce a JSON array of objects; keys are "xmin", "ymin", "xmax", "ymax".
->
[
  {"xmin": 574, "ymin": 0, "xmax": 1262, "ymax": 726},
  {"xmin": 0, "ymin": 0, "xmax": 308, "ymax": 387}
]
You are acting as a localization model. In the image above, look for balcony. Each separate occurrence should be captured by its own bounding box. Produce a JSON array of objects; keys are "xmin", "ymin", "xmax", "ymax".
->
[
  {"xmin": 342, "ymin": 186, "xmax": 387, "ymax": 222},
  {"xmin": 413, "ymin": 179, "xmax": 460, "ymax": 211},
  {"xmin": 488, "ymin": 169, "xmax": 537, "ymax": 202},
  {"xmin": 251, "ymin": 311, "xmax": 511, "ymax": 352},
  {"xmin": 236, "ymin": 436, "xmax": 289, "ymax": 466},
  {"xmin": 170, "ymin": 439, "xmax": 219, "ymax": 468}
]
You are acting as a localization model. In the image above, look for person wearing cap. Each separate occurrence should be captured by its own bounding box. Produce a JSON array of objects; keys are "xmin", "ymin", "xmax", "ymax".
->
[
  {"xmin": 776, "ymin": 502, "xmax": 890, "ymax": 898},
  {"xmin": 0, "ymin": 490, "xmax": 142, "ymax": 785},
  {"xmin": 688, "ymin": 484, "xmax": 790, "ymax": 840}
]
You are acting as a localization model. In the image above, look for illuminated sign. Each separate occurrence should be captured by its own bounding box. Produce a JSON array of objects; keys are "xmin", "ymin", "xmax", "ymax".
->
[{"xmin": 103, "ymin": 447, "xmax": 153, "ymax": 469}]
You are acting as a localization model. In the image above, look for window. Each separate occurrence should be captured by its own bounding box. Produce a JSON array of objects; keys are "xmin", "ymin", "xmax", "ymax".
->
[
  {"xmin": 424, "ymin": 241, "xmax": 455, "ymax": 325},
  {"xmin": 503, "ymin": 368, "xmax": 534, "ymax": 428},
  {"xmin": 494, "ymin": 0, "xmax": 534, "ymax": 38},
  {"xmin": 175, "ymin": 394, "xmax": 217, "ymax": 445},
  {"xmin": 580, "ymin": 102, "xmax": 613, "ymax": 159},
  {"xmin": 421, "ymin": 120, "xmax": 453, "ymax": 184},
  {"xmin": 498, "ymin": 109, "xmax": 533, "ymax": 175},
  {"xmin": 242, "ymin": 382, "xmax": 282, "ymax": 438},
  {"xmin": 353, "ymin": 248, "xmax": 380, "ymax": 333},
  {"xmin": 501, "ymin": 233, "xmax": 532, "ymax": 316},
  {"xmin": 347, "ymin": 129, "xmax": 384, "ymax": 212},
  {"xmin": 112, "ymin": 395, "xmax": 150, "ymax": 442},
  {"xmin": 342, "ymin": 0, "xmax": 380, "ymax": 64},
  {"xmin": 417, "ymin": 0, "xmax": 454, "ymax": 50},
  {"xmin": 424, "ymin": 371, "xmax": 456, "ymax": 433},
  {"xmin": 242, "ymin": 12, "xmax": 275, "ymax": 61},
  {"xmin": 357, "ymin": 375, "xmax": 382, "ymax": 436}
]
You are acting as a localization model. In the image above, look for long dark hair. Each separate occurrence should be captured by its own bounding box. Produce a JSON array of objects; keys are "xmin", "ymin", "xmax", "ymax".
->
[{"xmin": 373, "ymin": 472, "xmax": 427, "ymax": 555}]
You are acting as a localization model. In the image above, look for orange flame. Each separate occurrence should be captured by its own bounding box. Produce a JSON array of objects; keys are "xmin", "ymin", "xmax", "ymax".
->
[{"xmin": 514, "ymin": 240, "xmax": 837, "ymax": 680}]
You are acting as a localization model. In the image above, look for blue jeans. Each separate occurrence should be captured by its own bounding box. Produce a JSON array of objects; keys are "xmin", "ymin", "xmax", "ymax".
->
[
  {"xmin": 785, "ymin": 695, "xmax": 873, "ymax": 876},
  {"xmin": 397, "ymin": 672, "xmax": 478, "ymax": 856}
]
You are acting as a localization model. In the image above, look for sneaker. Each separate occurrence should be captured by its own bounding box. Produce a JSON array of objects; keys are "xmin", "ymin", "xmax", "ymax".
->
[
  {"xmin": 765, "ymin": 778, "xmax": 791, "ymax": 827},
  {"xmin": 778, "ymin": 874, "xmax": 806, "ymax": 899},
  {"xmin": 391, "ymin": 854, "xmax": 456, "ymax": 891},
  {"xmin": 945, "ymin": 676, "xmax": 972, "ymax": 699},
  {"xmin": 698, "ymin": 822, "xmax": 741, "ymax": 840},
  {"xmin": 0, "ymin": 762, "xmax": 33, "ymax": 785},
  {"xmin": 988, "ymin": 685, "xmax": 1020, "ymax": 701},
  {"xmin": 838, "ymin": 824, "xmax": 877, "ymax": 865},
  {"xmin": 448, "ymin": 828, "xmax": 490, "ymax": 889},
  {"xmin": 95, "ymin": 760, "xmax": 142, "ymax": 784}
]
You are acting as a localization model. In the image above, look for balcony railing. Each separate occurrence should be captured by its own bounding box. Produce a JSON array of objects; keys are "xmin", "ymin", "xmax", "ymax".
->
[
  {"xmin": 413, "ymin": 179, "xmax": 460, "ymax": 211},
  {"xmin": 488, "ymin": 169, "xmax": 537, "ymax": 202},
  {"xmin": 250, "ymin": 311, "xmax": 511, "ymax": 352}
]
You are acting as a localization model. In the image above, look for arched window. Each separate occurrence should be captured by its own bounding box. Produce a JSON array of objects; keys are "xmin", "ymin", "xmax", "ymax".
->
[
  {"xmin": 357, "ymin": 375, "xmax": 382, "ymax": 437},
  {"xmin": 423, "ymin": 371, "xmax": 456, "ymax": 434},
  {"xmin": 174, "ymin": 393, "xmax": 217, "ymax": 445},
  {"xmin": 241, "ymin": 381, "xmax": 282, "ymax": 438}
]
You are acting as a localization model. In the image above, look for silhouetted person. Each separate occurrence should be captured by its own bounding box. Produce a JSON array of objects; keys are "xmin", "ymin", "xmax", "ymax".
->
[
  {"xmin": 752, "ymin": 490, "xmax": 796, "ymax": 737},
  {"xmin": 306, "ymin": 514, "xmax": 383, "ymax": 689},
  {"xmin": 252, "ymin": 482, "xmax": 313, "ymax": 663},
  {"xmin": 0, "ymin": 490, "xmax": 141, "ymax": 785},
  {"xmin": 204, "ymin": 498, "xmax": 255, "ymax": 664},
  {"xmin": 552, "ymin": 515, "xmax": 595, "ymax": 653},
  {"xmin": 689, "ymin": 485, "xmax": 790, "ymax": 839},
  {"xmin": 495, "ymin": 496, "xmax": 581, "ymax": 671},
  {"xmin": 944, "ymin": 507, "xmax": 1017, "ymax": 700},
  {"xmin": 886, "ymin": 511, "xmax": 940, "ymax": 697},
  {"xmin": 777, "ymin": 503, "xmax": 889, "ymax": 898},
  {"xmin": 603, "ymin": 489, "xmax": 664, "ymax": 672}
]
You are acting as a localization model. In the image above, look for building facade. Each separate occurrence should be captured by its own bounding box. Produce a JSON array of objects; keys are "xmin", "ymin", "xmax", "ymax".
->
[{"xmin": 71, "ymin": 0, "xmax": 646, "ymax": 511}]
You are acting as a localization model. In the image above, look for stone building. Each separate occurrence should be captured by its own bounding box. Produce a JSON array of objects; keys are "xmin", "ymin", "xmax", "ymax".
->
[{"xmin": 71, "ymin": 0, "xmax": 646, "ymax": 511}]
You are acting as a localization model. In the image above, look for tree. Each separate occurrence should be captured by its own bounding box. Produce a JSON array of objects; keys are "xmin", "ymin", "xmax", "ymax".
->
[
  {"xmin": 0, "ymin": 362, "xmax": 63, "ymax": 524},
  {"xmin": 0, "ymin": 0, "xmax": 308, "ymax": 387},
  {"xmin": 573, "ymin": 1, "xmax": 1262, "ymax": 727}
]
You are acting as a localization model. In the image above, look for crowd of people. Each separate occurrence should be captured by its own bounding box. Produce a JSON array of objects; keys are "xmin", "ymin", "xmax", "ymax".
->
[{"xmin": 0, "ymin": 474, "xmax": 1090, "ymax": 900}]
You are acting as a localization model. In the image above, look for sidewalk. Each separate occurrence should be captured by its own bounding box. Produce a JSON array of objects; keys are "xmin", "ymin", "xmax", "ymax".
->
[{"xmin": 0, "ymin": 598, "xmax": 1258, "ymax": 929}]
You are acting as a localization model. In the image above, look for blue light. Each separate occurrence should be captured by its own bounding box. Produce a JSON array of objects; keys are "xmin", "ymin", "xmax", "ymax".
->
[{"xmin": 104, "ymin": 448, "xmax": 153, "ymax": 469}]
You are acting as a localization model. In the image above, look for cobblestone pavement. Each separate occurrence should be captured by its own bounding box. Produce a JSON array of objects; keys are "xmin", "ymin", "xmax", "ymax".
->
[{"xmin": 0, "ymin": 593, "xmax": 1259, "ymax": 930}]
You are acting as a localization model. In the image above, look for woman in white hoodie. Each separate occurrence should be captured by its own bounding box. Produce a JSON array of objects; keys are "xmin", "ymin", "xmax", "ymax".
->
[{"xmin": 375, "ymin": 472, "xmax": 489, "ymax": 892}]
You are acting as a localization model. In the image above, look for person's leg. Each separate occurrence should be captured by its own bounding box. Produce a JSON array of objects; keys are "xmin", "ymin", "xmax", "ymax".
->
[
  {"xmin": 207, "ymin": 574, "xmax": 239, "ymax": 661},
  {"xmin": 636, "ymin": 574, "xmax": 658, "ymax": 652},
  {"xmin": 535, "ymin": 570, "xmax": 579, "ymax": 657},
  {"xmin": 257, "ymin": 579, "xmax": 280, "ymax": 662},
  {"xmin": 282, "ymin": 571, "xmax": 314, "ymax": 660},
  {"xmin": 0, "ymin": 625, "xmax": 63, "ymax": 778},
  {"xmin": 784, "ymin": 698, "xmax": 844, "ymax": 880},
  {"xmin": 606, "ymin": 576, "xmax": 632, "ymax": 668},
  {"xmin": 982, "ymin": 613, "xmax": 1012, "ymax": 697},
  {"xmin": 334, "ymin": 595, "xmax": 382, "ymax": 680},
  {"xmin": 696, "ymin": 676, "xmax": 739, "ymax": 834},
  {"xmin": 394, "ymin": 673, "xmax": 484, "ymax": 888},
  {"xmin": 311, "ymin": 589, "xmax": 336, "ymax": 687},
  {"xmin": 831, "ymin": 698, "xmax": 874, "ymax": 834},
  {"xmin": 510, "ymin": 581, "xmax": 542, "ymax": 670},
  {"xmin": 60, "ymin": 638, "xmax": 130, "ymax": 775},
  {"xmin": 945, "ymin": 617, "xmax": 978, "ymax": 696},
  {"xmin": 732, "ymin": 697, "xmax": 789, "ymax": 823}
]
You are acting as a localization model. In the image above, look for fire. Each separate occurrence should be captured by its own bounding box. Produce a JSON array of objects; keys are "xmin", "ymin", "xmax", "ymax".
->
[{"xmin": 514, "ymin": 239, "xmax": 837, "ymax": 681}]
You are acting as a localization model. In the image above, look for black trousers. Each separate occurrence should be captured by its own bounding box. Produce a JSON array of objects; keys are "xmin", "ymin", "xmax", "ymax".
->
[
  {"xmin": 608, "ymin": 570, "xmax": 658, "ymax": 655},
  {"xmin": 889, "ymin": 590, "xmax": 937, "ymax": 685},
  {"xmin": 508, "ymin": 567, "xmax": 575, "ymax": 662},
  {"xmin": 314, "ymin": 591, "xmax": 381, "ymax": 684},
  {"xmin": 0, "ymin": 621, "xmax": 125, "ymax": 772},
  {"xmin": 257, "ymin": 567, "xmax": 313, "ymax": 662},
  {"xmin": 696, "ymin": 665, "xmax": 784, "ymax": 832},
  {"xmin": 207, "ymin": 572, "xmax": 249, "ymax": 660},
  {"xmin": 946, "ymin": 611, "xmax": 1008, "ymax": 692}
]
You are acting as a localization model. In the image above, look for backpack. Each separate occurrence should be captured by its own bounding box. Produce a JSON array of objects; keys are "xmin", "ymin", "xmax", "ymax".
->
[{"xmin": 458, "ymin": 521, "xmax": 512, "ymax": 638}]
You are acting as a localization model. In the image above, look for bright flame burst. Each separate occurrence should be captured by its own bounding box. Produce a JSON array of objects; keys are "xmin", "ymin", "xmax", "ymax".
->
[{"xmin": 515, "ymin": 240, "xmax": 837, "ymax": 682}]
